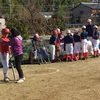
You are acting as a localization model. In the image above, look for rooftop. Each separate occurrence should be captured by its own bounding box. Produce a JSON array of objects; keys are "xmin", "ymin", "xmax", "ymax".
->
[{"xmin": 80, "ymin": 2, "xmax": 100, "ymax": 9}]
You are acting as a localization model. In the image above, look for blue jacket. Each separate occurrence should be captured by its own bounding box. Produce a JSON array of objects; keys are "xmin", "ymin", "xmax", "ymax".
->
[
  {"xmin": 80, "ymin": 31, "xmax": 88, "ymax": 39},
  {"xmin": 93, "ymin": 31, "xmax": 99, "ymax": 40},
  {"xmin": 64, "ymin": 35, "xmax": 74, "ymax": 44},
  {"xmin": 73, "ymin": 34, "xmax": 81, "ymax": 42},
  {"xmin": 49, "ymin": 35, "xmax": 58, "ymax": 45},
  {"xmin": 86, "ymin": 24, "xmax": 94, "ymax": 36}
]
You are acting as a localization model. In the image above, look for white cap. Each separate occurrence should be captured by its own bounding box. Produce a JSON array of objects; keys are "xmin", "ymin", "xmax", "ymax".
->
[
  {"xmin": 56, "ymin": 28, "xmax": 60, "ymax": 33},
  {"xmin": 94, "ymin": 25, "xmax": 98, "ymax": 29},
  {"xmin": 87, "ymin": 19, "xmax": 92, "ymax": 22},
  {"xmin": 70, "ymin": 33, "xmax": 74, "ymax": 36},
  {"xmin": 66, "ymin": 29, "xmax": 71, "ymax": 34},
  {"xmin": 74, "ymin": 29, "xmax": 79, "ymax": 33},
  {"xmin": 82, "ymin": 25, "xmax": 86, "ymax": 29},
  {"xmin": 34, "ymin": 33, "xmax": 39, "ymax": 38}
]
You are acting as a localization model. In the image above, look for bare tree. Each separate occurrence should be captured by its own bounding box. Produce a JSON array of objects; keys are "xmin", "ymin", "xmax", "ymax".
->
[{"xmin": 19, "ymin": 0, "xmax": 51, "ymax": 36}]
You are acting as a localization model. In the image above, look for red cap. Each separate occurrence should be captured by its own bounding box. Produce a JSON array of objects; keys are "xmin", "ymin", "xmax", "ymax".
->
[
  {"xmin": 53, "ymin": 30, "xmax": 58, "ymax": 35},
  {"xmin": 2, "ymin": 28, "xmax": 10, "ymax": 35}
]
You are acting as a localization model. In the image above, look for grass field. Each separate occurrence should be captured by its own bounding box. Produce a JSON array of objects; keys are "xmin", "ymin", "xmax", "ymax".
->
[{"xmin": 0, "ymin": 56, "xmax": 100, "ymax": 100}]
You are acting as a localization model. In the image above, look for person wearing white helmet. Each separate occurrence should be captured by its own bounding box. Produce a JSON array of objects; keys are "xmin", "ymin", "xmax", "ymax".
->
[
  {"xmin": 73, "ymin": 29, "xmax": 81, "ymax": 61},
  {"xmin": 86, "ymin": 18, "xmax": 94, "ymax": 43},
  {"xmin": 80, "ymin": 25, "xmax": 88, "ymax": 60},
  {"xmin": 64, "ymin": 29, "xmax": 74, "ymax": 61},
  {"xmin": 34, "ymin": 33, "xmax": 39, "ymax": 39},
  {"xmin": 92, "ymin": 25, "xmax": 99, "ymax": 57},
  {"xmin": 30, "ymin": 33, "xmax": 41, "ymax": 61}
]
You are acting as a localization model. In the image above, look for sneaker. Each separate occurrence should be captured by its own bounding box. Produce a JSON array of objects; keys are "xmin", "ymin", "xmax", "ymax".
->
[
  {"xmin": 16, "ymin": 78, "xmax": 24, "ymax": 83},
  {"xmin": 23, "ymin": 77, "xmax": 25, "ymax": 80},
  {"xmin": 4, "ymin": 77, "xmax": 10, "ymax": 82}
]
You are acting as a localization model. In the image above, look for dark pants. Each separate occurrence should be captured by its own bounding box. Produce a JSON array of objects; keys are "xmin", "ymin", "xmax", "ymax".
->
[{"xmin": 14, "ymin": 54, "xmax": 24, "ymax": 78}]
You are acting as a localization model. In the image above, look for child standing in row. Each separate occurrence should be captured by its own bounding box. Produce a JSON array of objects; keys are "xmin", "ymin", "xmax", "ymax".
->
[
  {"xmin": 80, "ymin": 26, "xmax": 88, "ymax": 60},
  {"xmin": 73, "ymin": 29, "xmax": 81, "ymax": 61},
  {"xmin": 64, "ymin": 29, "xmax": 74, "ymax": 61},
  {"xmin": 92, "ymin": 25, "xmax": 100, "ymax": 57}
]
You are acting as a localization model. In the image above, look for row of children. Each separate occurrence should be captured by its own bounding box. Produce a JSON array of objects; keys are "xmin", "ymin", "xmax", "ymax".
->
[
  {"xmin": 30, "ymin": 19, "xmax": 99, "ymax": 63},
  {"xmin": 49, "ymin": 25, "xmax": 99, "ymax": 62}
]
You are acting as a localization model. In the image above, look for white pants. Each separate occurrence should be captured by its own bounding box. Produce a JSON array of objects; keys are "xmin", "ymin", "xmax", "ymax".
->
[
  {"xmin": 87, "ymin": 36, "xmax": 93, "ymax": 43},
  {"xmin": 93, "ymin": 39, "xmax": 99, "ymax": 51},
  {"xmin": 65, "ymin": 43, "xmax": 73, "ymax": 54},
  {"xmin": 59, "ymin": 43, "xmax": 64, "ymax": 56},
  {"xmin": 74, "ymin": 42, "xmax": 81, "ymax": 54},
  {"xmin": 1, "ymin": 52, "xmax": 9, "ymax": 78},
  {"xmin": 87, "ymin": 40, "xmax": 94, "ymax": 55},
  {"xmin": 81, "ymin": 39, "xmax": 88, "ymax": 53},
  {"xmin": 49, "ymin": 45, "xmax": 55, "ymax": 60}
]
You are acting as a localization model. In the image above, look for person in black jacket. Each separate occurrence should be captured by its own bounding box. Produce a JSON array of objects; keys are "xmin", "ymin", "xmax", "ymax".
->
[{"xmin": 86, "ymin": 19, "xmax": 94, "ymax": 43}]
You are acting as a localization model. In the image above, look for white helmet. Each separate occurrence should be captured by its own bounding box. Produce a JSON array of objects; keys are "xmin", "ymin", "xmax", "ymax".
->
[
  {"xmin": 34, "ymin": 33, "xmax": 39, "ymax": 38},
  {"xmin": 56, "ymin": 28, "xmax": 60, "ymax": 34},
  {"xmin": 87, "ymin": 19, "xmax": 92, "ymax": 22},
  {"xmin": 94, "ymin": 25, "xmax": 98, "ymax": 29},
  {"xmin": 70, "ymin": 33, "xmax": 74, "ymax": 36},
  {"xmin": 66, "ymin": 29, "xmax": 71, "ymax": 34},
  {"xmin": 74, "ymin": 29, "xmax": 79, "ymax": 33},
  {"xmin": 82, "ymin": 25, "xmax": 86, "ymax": 29}
]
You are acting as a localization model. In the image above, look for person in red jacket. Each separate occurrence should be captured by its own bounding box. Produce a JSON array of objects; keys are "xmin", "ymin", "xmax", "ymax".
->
[{"xmin": 0, "ymin": 28, "xmax": 11, "ymax": 82}]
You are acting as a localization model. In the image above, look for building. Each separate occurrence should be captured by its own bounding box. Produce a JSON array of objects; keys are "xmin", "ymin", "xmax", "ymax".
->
[{"xmin": 72, "ymin": 2, "xmax": 100, "ymax": 24}]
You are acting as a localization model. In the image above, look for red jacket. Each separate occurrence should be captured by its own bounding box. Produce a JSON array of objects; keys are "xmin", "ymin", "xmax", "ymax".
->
[{"xmin": 0, "ymin": 37, "xmax": 11, "ymax": 54}]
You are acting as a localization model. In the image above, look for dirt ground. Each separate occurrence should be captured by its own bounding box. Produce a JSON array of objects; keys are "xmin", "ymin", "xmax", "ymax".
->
[{"xmin": 0, "ymin": 56, "xmax": 100, "ymax": 100}]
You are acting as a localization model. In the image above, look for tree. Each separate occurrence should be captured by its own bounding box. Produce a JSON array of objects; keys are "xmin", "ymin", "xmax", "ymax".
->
[
  {"xmin": 0, "ymin": 0, "xmax": 92, "ymax": 39},
  {"xmin": 17, "ymin": 0, "xmax": 52, "ymax": 36}
]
